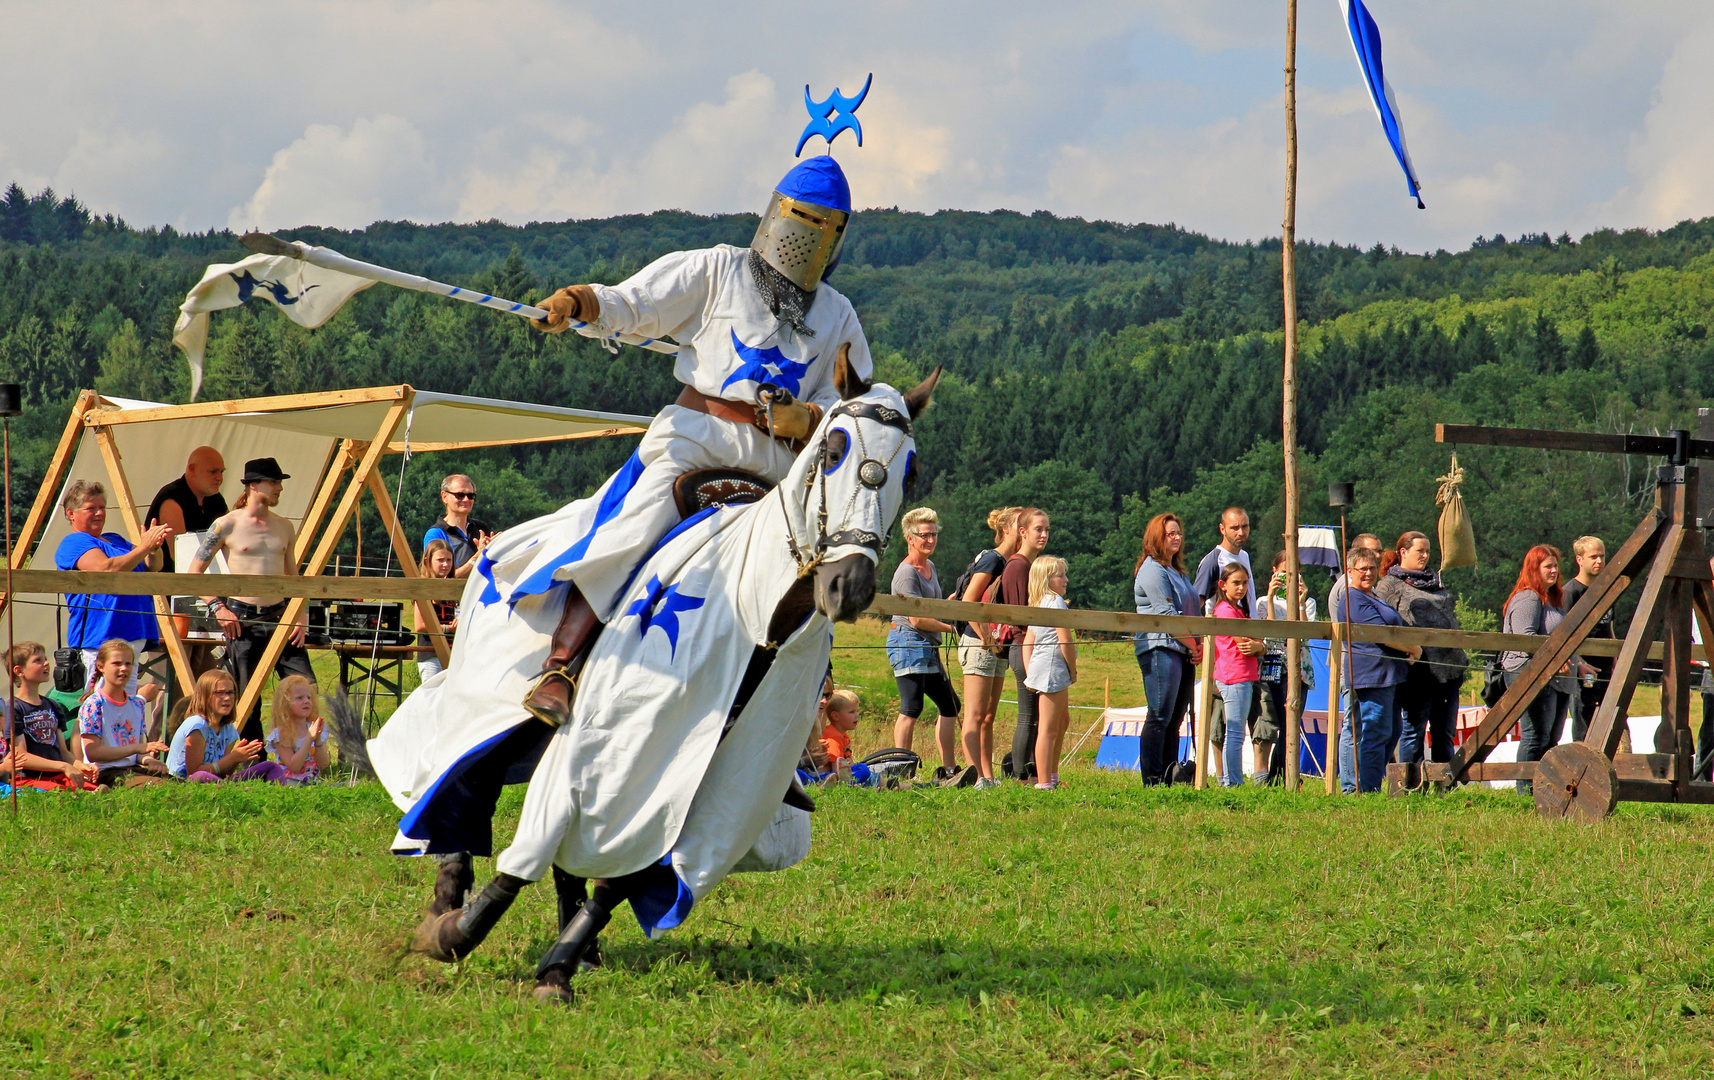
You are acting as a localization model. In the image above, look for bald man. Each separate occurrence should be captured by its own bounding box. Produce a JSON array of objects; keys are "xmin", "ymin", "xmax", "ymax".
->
[{"xmin": 146, "ymin": 447, "xmax": 228, "ymax": 573}]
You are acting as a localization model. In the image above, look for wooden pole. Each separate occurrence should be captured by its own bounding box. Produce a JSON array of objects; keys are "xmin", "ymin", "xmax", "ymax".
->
[
  {"xmin": 92, "ymin": 427, "xmax": 196, "ymax": 700},
  {"xmin": 229, "ymin": 396, "xmax": 413, "ymax": 729},
  {"xmin": 1195, "ymin": 634, "xmax": 1217, "ymax": 789},
  {"xmin": 0, "ymin": 390, "xmax": 98, "ymax": 623},
  {"xmin": 1339, "ymin": 512, "xmax": 1355, "ymax": 792},
  {"xmin": 1281, "ymin": 0, "xmax": 1304, "ymax": 791},
  {"xmin": 1325, "ymin": 625, "xmax": 1342, "ymax": 795},
  {"xmin": 364, "ymin": 470, "xmax": 450, "ymax": 668},
  {"xmin": 7, "ymin": 414, "xmax": 16, "ymax": 814}
]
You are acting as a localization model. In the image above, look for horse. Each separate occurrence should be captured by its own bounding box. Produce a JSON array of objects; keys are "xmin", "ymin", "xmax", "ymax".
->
[{"xmin": 377, "ymin": 356, "xmax": 938, "ymax": 1001}]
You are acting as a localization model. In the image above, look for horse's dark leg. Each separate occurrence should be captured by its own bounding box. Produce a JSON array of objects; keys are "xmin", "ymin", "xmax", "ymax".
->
[
  {"xmin": 551, "ymin": 866, "xmax": 603, "ymax": 971},
  {"xmin": 430, "ymin": 852, "xmax": 475, "ymax": 916},
  {"xmin": 532, "ymin": 863, "xmax": 676, "ymax": 1003},
  {"xmin": 522, "ymin": 585, "xmax": 600, "ymax": 728},
  {"xmin": 412, "ymin": 872, "xmax": 529, "ymax": 962}
]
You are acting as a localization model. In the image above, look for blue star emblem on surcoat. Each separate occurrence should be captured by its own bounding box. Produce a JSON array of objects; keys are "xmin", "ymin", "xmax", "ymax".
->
[
  {"xmin": 721, "ymin": 329, "xmax": 813, "ymax": 397},
  {"xmin": 625, "ymin": 576, "xmax": 706, "ymax": 661}
]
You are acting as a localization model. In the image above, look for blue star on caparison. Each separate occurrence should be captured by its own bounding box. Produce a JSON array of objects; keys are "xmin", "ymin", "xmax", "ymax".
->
[
  {"xmin": 721, "ymin": 329, "xmax": 813, "ymax": 397},
  {"xmin": 625, "ymin": 576, "xmax": 706, "ymax": 661}
]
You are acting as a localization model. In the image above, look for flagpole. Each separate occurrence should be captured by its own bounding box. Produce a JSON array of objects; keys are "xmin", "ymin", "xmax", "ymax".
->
[{"xmin": 1281, "ymin": 0, "xmax": 1304, "ymax": 791}]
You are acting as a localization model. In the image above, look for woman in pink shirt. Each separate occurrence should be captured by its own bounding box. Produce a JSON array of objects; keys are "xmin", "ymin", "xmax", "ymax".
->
[{"xmin": 1211, "ymin": 563, "xmax": 1266, "ymax": 787}]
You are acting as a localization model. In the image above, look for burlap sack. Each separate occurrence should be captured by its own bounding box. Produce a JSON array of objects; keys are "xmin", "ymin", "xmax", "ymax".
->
[{"xmin": 1437, "ymin": 454, "xmax": 1477, "ymax": 571}]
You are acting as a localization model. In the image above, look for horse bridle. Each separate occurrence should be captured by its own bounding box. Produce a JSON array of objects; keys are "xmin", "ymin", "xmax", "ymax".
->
[{"xmin": 778, "ymin": 398, "xmax": 914, "ymax": 575}]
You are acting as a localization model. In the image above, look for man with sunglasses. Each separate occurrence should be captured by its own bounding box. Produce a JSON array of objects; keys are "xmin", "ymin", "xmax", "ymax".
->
[{"xmin": 423, "ymin": 474, "xmax": 493, "ymax": 581}]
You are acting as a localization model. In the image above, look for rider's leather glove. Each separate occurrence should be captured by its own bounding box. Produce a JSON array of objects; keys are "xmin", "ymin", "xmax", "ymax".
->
[
  {"xmin": 755, "ymin": 386, "xmax": 822, "ymax": 441},
  {"xmin": 532, "ymin": 285, "xmax": 600, "ymax": 333}
]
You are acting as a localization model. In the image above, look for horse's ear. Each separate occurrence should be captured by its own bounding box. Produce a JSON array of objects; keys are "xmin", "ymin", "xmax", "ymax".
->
[
  {"xmin": 833, "ymin": 343, "xmax": 871, "ymax": 401},
  {"xmin": 902, "ymin": 365, "xmax": 942, "ymax": 420}
]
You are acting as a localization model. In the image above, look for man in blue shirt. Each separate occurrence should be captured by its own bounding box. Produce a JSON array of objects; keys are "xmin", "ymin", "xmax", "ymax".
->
[{"xmin": 422, "ymin": 474, "xmax": 492, "ymax": 580}]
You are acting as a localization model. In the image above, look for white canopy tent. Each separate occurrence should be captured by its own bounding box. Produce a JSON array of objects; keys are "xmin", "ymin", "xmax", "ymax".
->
[{"xmin": 5, "ymin": 385, "xmax": 649, "ymax": 719}]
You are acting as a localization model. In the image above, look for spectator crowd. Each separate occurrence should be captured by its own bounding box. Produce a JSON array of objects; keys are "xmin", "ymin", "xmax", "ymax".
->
[
  {"xmin": 846, "ymin": 498, "xmax": 1714, "ymax": 796},
  {"xmin": 6, "ymin": 451, "xmax": 491, "ymax": 794},
  {"xmin": 15, "ymin": 441, "xmax": 1712, "ymax": 801}
]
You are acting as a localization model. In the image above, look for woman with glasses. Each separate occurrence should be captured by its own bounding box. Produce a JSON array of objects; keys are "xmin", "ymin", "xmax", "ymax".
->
[
  {"xmin": 886, "ymin": 508, "xmax": 964, "ymax": 782},
  {"xmin": 423, "ymin": 474, "xmax": 493, "ymax": 580},
  {"xmin": 53, "ymin": 480, "xmax": 173, "ymax": 700}
]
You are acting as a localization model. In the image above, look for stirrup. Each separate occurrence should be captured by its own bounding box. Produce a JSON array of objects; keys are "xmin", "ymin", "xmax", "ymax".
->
[{"xmin": 522, "ymin": 667, "xmax": 578, "ymax": 727}]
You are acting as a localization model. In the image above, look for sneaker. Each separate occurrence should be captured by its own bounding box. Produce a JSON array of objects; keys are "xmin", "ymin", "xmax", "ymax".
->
[
  {"xmin": 941, "ymin": 764, "xmax": 979, "ymax": 788},
  {"xmin": 1033, "ymin": 780, "xmax": 1059, "ymax": 791},
  {"xmin": 974, "ymin": 777, "xmax": 1000, "ymax": 791},
  {"xmin": 931, "ymin": 765, "xmax": 958, "ymax": 783}
]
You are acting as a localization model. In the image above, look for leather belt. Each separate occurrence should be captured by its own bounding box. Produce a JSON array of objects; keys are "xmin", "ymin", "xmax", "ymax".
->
[{"xmin": 674, "ymin": 386, "xmax": 806, "ymax": 450}]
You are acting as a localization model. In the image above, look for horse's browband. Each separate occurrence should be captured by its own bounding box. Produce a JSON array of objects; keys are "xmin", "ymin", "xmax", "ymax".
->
[{"xmin": 829, "ymin": 400, "xmax": 911, "ymax": 435}]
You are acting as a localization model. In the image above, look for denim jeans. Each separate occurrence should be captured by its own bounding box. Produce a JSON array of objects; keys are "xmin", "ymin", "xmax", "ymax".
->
[
  {"xmin": 1216, "ymin": 680, "xmax": 1256, "ymax": 787},
  {"xmin": 1009, "ymin": 644, "xmax": 1040, "ymax": 780},
  {"xmin": 1137, "ymin": 647, "xmax": 1195, "ymax": 783},
  {"xmin": 1352, "ymin": 684, "xmax": 1399, "ymax": 793},
  {"xmin": 1507, "ymin": 671, "xmax": 1570, "ymax": 794},
  {"xmin": 1396, "ymin": 669, "xmax": 1460, "ymax": 765}
]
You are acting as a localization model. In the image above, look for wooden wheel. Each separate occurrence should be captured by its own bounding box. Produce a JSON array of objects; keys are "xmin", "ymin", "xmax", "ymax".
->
[{"xmin": 1534, "ymin": 743, "xmax": 1618, "ymax": 822}]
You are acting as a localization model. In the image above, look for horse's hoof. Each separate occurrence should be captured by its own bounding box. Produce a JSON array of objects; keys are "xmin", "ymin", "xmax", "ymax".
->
[
  {"xmin": 410, "ymin": 909, "xmax": 470, "ymax": 963},
  {"xmin": 531, "ymin": 967, "xmax": 576, "ymax": 1004}
]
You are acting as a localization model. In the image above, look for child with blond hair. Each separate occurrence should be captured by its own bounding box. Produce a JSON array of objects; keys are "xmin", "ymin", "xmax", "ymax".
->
[
  {"xmin": 818, "ymin": 688, "xmax": 861, "ymax": 775},
  {"xmin": 1021, "ymin": 556, "xmax": 1075, "ymax": 790},
  {"xmin": 266, "ymin": 675, "xmax": 330, "ymax": 785}
]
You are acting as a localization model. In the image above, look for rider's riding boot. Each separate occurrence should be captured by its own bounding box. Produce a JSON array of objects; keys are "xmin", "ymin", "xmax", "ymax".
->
[
  {"xmin": 412, "ymin": 872, "xmax": 528, "ymax": 963},
  {"xmin": 533, "ymin": 881, "xmax": 616, "ymax": 1003},
  {"xmin": 552, "ymin": 867, "xmax": 603, "ymax": 973},
  {"xmin": 522, "ymin": 585, "xmax": 600, "ymax": 728},
  {"xmin": 430, "ymin": 852, "xmax": 475, "ymax": 916}
]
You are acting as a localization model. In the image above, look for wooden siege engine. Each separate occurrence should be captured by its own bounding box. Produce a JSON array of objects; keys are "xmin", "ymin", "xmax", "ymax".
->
[{"xmin": 1389, "ymin": 413, "xmax": 1714, "ymax": 821}]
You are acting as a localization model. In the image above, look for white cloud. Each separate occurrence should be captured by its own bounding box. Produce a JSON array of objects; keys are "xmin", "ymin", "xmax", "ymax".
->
[
  {"xmin": 1602, "ymin": 21, "xmax": 1714, "ymax": 228},
  {"xmin": 228, "ymin": 115, "xmax": 438, "ymax": 232},
  {"xmin": 0, "ymin": 1, "xmax": 1712, "ymax": 247}
]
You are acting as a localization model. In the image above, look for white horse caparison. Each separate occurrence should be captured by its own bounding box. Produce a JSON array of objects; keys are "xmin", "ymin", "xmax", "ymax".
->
[{"xmin": 408, "ymin": 357, "xmax": 940, "ymax": 1001}]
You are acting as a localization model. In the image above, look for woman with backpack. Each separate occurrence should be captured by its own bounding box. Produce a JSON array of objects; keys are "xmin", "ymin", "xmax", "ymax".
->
[
  {"xmin": 1133, "ymin": 513, "xmax": 1202, "ymax": 784},
  {"xmin": 955, "ymin": 507, "xmax": 1020, "ymax": 790}
]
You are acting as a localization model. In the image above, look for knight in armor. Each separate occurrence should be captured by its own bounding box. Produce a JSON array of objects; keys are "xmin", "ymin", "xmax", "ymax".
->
[{"xmin": 516, "ymin": 155, "xmax": 874, "ymax": 726}]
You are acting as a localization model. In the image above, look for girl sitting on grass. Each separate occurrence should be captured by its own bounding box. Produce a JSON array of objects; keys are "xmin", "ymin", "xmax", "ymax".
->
[
  {"xmin": 77, "ymin": 639, "xmax": 170, "ymax": 787},
  {"xmin": 1021, "ymin": 556, "xmax": 1075, "ymax": 790},
  {"xmin": 1212, "ymin": 563, "xmax": 1266, "ymax": 787},
  {"xmin": 167, "ymin": 669, "xmax": 286, "ymax": 783},
  {"xmin": 266, "ymin": 675, "xmax": 329, "ymax": 785}
]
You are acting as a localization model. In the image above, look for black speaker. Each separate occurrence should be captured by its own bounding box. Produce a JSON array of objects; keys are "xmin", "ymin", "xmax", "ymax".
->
[
  {"xmin": 0, "ymin": 384, "xmax": 20, "ymax": 418},
  {"xmin": 1328, "ymin": 482, "xmax": 1355, "ymax": 508}
]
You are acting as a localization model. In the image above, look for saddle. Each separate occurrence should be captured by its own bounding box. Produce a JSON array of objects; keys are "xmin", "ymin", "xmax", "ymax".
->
[{"xmin": 672, "ymin": 467, "xmax": 774, "ymax": 520}]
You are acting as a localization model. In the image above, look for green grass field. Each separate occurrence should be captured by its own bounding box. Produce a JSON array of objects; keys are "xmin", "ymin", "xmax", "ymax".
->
[{"xmin": 3, "ymin": 621, "xmax": 1710, "ymax": 1078}]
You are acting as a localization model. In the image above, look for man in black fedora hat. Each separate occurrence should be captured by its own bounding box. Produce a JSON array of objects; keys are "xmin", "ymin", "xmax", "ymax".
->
[{"xmin": 186, "ymin": 456, "xmax": 316, "ymax": 742}]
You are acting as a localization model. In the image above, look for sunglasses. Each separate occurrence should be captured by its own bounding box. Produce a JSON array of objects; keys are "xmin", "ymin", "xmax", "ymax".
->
[{"xmin": 443, "ymin": 491, "xmax": 477, "ymax": 501}]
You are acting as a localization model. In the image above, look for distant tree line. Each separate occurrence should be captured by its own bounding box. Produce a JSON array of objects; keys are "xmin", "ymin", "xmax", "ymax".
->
[{"xmin": 0, "ymin": 186, "xmax": 1710, "ymax": 617}]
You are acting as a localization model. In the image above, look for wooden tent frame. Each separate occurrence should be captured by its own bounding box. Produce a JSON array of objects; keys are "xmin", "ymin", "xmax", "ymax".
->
[
  {"xmin": 1, "ymin": 384, "xmax": 642, "ymax": 726},
  {"xmin": 1394, "ymin": 420, "xmax": 1714, "ymax": 819}
]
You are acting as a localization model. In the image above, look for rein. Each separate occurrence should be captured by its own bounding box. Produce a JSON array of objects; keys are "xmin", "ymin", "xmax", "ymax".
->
[{"xmin": 774, "ymin": 398, "xmax": 913, "ymax": 576}]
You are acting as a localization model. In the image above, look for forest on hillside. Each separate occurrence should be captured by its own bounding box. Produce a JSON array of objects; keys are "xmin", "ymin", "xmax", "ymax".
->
[{"xmin": 2, "ymin": 182, "xmax": 1712, "ymax": 619}]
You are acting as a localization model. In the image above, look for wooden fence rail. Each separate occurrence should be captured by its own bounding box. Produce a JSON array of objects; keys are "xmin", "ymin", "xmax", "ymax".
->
[{"xmin": 0, "ymin": 570, "xmax": 1667, "ymax": 660}]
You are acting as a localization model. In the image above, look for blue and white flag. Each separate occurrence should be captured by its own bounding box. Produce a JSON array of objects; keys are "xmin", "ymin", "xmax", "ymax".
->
[
  {"xmin": 1338, "ymin": 0, "xmax": 1424, "ymax": 209},
  {"xmin": 172, "ymin": 253, "xmax": 374, "ymax": 400},
  {"xmin": 1297, "ymin": 525, "xmax": 1344, "ymax": 570}
]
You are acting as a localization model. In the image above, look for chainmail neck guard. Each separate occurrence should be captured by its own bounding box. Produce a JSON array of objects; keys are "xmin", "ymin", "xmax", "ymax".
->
[{"xmin": 748, "ymin": 248, "xmax": 817, "ymax": 338}]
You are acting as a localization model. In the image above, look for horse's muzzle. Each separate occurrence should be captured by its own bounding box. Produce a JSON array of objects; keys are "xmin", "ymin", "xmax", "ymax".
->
[{"xmin": 814, "ymin": 553, "xmax": 876, "ymax": 623}]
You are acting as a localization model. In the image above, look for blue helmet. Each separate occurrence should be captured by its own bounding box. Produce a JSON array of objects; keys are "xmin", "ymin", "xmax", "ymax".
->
[{"xmin": 751, "ymin": 157, "xmax": 852, "ymax": 290}]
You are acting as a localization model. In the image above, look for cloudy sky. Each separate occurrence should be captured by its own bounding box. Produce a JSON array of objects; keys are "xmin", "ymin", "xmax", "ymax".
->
[{"xmin": 3, "ymin": 1, "xmax": 1711, "ymax": 252}]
